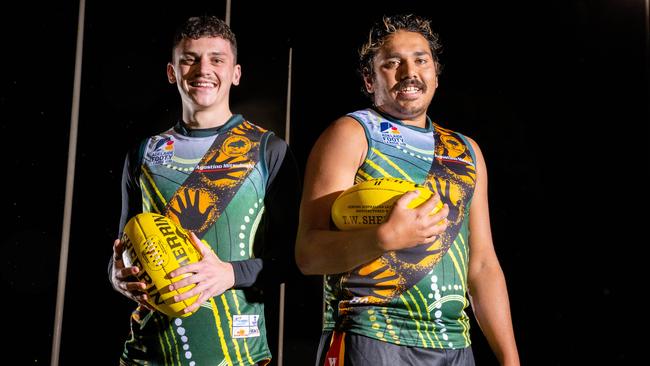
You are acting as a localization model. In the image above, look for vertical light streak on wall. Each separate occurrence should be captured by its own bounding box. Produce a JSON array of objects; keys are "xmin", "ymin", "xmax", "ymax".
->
[
  {"xmin": 276, "ymin": 46, "xmax": 294, "ymax": 366},
  {"xmin": 226, "ymin": 0, "xmax": 231, "ymax": 26},
  {"xmin": 51, "ymin": 0, "xmax": 85, "ymax": 365}
]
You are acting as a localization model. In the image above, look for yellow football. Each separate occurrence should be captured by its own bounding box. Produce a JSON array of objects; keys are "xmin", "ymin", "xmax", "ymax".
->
[
  {"xmin": 331, "ymin": 177, "xmax": 443, "ymax": 230},
  {"xmin": 121, "ymin": 212, "xmax": 202, "ymax": 317}
]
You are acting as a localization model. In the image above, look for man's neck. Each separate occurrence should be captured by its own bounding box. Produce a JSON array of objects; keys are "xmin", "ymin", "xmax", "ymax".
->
[
  {"xmin": 183, "ymin": 107, "xmax": 233, "ymax": 129},
  {"xmin": 400, "ymin": 116, "xmax": 428, "ymax": 128},
  {"xmin": 374, "ymin": 106, "xmax": 428, "ymax": 128}
]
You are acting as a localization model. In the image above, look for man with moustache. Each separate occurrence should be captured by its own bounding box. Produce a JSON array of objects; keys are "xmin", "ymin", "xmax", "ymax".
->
[{"xmin": 296, "ymin": 14, "xmax": 519, "ymax": 366}]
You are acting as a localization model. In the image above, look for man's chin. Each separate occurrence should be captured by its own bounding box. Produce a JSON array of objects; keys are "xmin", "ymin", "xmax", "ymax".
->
[
  {"xmin": 395, "ymin": 105, "xmax": 426, "ymax": 119},
  {"xmin": 376, "ymin": 101, "xmax": 426, "ymax": 119},
  {"xmin": 191, "ymin": 97, "xmax": 218, "ymax": 108}
]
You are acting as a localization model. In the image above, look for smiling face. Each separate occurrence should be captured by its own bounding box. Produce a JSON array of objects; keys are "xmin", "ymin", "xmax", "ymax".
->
[
  {"xmin": 364, "ymin": 30, "xmax": 438, "ymax": 127},
  {"xmin": 166, "ymin": 36, "xmax": 241, "ymax": 117}
]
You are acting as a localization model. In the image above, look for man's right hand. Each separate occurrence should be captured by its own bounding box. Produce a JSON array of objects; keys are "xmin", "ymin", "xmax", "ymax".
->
[
  {"xmin": 110, "ymin": 239, "xmax": 154, "ymax": 310},
  {"xmin": 376, "ymin": 190, "xmax": 450, "ymax": 251}
]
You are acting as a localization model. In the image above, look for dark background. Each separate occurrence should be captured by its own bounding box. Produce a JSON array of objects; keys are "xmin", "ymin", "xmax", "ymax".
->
[{"xmin": 1, "ymin": 0, "xmax": 647, "ymax": 364}]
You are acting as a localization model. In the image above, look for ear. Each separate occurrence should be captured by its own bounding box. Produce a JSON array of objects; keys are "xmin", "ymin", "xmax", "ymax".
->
[
  {"xmin": 362, "ymin": 70, "xmax": 374, "ymax": 94},
  {"xmin": 166, "ymin": 63, "xmax": 176, "ymax": 84},
  {"xmin": 232, "ymin": 64, "xmax": 241, "ymax": 86}
]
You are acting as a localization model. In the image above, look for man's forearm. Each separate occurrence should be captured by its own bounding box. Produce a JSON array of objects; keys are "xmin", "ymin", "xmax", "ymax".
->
[{"xmin": 295, "ymin": 228, "xmax": 384, "ymax": 275}]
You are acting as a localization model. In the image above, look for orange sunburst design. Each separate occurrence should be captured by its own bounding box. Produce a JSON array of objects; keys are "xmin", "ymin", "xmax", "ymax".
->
[
  {"xmin": 202, "ymin": 148, "xmax": 219, "ymax": 164},
  {"xmin": 215, "ymin": 152, "xmax": 230, "ymax": 163},
  {"xmin": 375, "ymin": 279, "xmax": 400, "ymax": 289},
  {"xmin": 415, "ymin": 250, "xmax": 446, "ymax": 268},
  {"xmin": 202, "ymin": 177, "xmax": 238, "ymax": 189},
  {"xmin": 233, "ymin": 121, "xmax": 267, "ymax": 136},
  {"xmin": 358, "ymin": 259, "xmax": 387, "ymax": 276},
  {"xmin": 373, "ymin": 288, "xmax": 396, "ymax": 298},
  {"xmin": 339, "ymin": 199, "xmax": 454, "ymax": 306},
  {"xmin": 374, "ymin": 269, "xmax": 396, "ymax": 280},
  {"xmin": 424, "ymin": 238, "xmax": 445, "ymax": 254},
  {"xmin": 228, "ymin": 170, "xmax": 247, "ymax": 178}
]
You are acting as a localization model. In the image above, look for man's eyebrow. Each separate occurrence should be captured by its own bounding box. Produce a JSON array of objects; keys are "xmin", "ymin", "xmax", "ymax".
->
[
  {"xmin": 413, "ymin": 50, "xmax": 432, "ymax": 57},
  {"xmin": 383, "ymin": 50, "xmax": 431, "ymax": 59},
  {"xmin": 180, "ymin": 51, "xmax": 227, "ymax": 57}
]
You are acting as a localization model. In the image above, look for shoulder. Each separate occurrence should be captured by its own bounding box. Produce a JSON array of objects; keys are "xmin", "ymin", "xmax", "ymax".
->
[
  {"xmin": 263, "ymin": 134, "xmax": 293, "ymax": 182},
  {"xmin": 126, "ymin": 136, "xmax": 149, "ymax": 163},
  {"xmin": 464, "ymin": 135, "xmax": 480, "ymax": 152},
  {"xmin": 454, "ymin": 133, "xmax": 485, "ymax": 168},
  {"xmin": 265, "ymin": 134, "xmax": 289, "ymax": 155},
  {"xmin": 311, "ymin": 115, "xmax": 367, "ymax": 156},
  {"xmin": 463, "ymin": 136, "xmax": 484, "ymax": 161},
  {"xmin": 262, "ymin": 133, "xmax": 291, "ymax": 169},
  {"xmin": 306, "ymin": 115, "xmax": 368, "ymax": 169},
  {"xmin": 319, "ymin": 115, "xmax": 365, "ymax": 142}
]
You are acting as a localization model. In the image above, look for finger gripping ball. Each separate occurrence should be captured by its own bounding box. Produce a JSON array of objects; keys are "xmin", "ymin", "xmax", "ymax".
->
[
  {"xmin": 121, "ymin": 212, "xmax": 202, "ymax": 317},
  {"xmin": 331, "ymin": 177, "xmax": 443, "ymax": 230}
]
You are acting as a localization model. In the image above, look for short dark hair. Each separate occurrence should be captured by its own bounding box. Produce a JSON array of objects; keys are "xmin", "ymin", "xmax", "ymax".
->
[
  {"xmin": 359, "ymin": 14, "xmax": 443, "ymax": 91},
  {"xmin": 172, "ymin": 15, "xmax": 238, "ymax": 62}
]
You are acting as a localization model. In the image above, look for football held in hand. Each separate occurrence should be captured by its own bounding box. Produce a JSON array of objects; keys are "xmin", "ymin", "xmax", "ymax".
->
[
  {"xmin": 331, "ymin": 177, "xmax": 443, "ymax": 231},
  {"xmin": 121, "ymin": 212, "xmax": 202, "ymax": 317}
]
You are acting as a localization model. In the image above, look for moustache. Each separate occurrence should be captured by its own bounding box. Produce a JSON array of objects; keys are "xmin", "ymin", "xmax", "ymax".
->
[{"xmin": 394, "ymin": 79, "xmax": 426, "ymax": 92}]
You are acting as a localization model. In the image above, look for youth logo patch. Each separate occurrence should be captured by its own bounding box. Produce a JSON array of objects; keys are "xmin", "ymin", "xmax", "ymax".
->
[
  {"xmin": 147, "ymin": 137, "xmax": 174, "ymax": 165},
  {"xmin": 380, "ymin": 122, "xmax": 405, "ymax": 146}
]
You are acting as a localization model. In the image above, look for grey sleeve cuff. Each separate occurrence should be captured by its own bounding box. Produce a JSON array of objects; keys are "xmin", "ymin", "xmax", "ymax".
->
[{"xmin": 231, "ymin": 258, "xmax": 263, "ymax": 288}]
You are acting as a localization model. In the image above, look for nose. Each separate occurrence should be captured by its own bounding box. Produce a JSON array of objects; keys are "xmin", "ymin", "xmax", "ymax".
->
[
  {"xmin": 197, "ymin": 56, "xmax": 212, "ymax": 75},
  {"xmin": 399, "ymin": 60, "xmax": 418, "ymax": 81}
]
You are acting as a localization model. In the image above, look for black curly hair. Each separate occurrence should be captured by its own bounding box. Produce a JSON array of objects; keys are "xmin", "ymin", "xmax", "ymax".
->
[{"xmin": 172, "ymin": 15, "xmax": 238, "ymax": 62}]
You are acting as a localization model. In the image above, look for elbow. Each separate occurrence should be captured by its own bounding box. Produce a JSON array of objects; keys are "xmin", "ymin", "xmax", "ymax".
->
[
  {"xmin": 294, "ymin": 235, "xmax": 320, "ymax": 275},
  {"xmin": 294, "ymin": 246, "xmax": 318, "ymax": 275}
]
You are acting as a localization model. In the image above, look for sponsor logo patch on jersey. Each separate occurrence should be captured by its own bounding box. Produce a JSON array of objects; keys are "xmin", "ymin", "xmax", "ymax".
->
[
  {"xmin": 147, "ymin": 137, "xmax": 174, "ymax": 165},
  {"xmin": 380, "ymin": 122, "xmax": 405, "ymax": 146},
  {"xmin": 232, "ymin": 314, "xmax": 261, "ymax": 338}
]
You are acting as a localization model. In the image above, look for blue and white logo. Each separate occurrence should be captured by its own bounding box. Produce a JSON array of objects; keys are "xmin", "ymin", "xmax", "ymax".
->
[{"xmin": 380, "ymin": 122, "xmax": 405, "ymax": 146}]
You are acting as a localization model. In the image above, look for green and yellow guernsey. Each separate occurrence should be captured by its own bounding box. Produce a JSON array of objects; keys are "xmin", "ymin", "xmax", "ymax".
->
[
  {"xmin": 323, "ymin": 108, "xmax": 477, "ymax": 349},
  {"xmin": 120, "ymin": 115, "xmax": 278, "ymax": 365}
]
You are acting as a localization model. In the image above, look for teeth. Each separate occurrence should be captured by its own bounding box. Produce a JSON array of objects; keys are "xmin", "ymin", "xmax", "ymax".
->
[
  {"xmin": 401, "ymin": 86, "xmax": 420, "ymax": 93},
  {"xmin": 191, "ymin": 82, "xmax": 215, "ymax": 87}
]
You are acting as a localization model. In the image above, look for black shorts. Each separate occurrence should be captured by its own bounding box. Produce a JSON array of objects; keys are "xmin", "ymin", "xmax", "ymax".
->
[{"xmin": 315, "ymin": 331, "xmax": 475, "ymax": 366}]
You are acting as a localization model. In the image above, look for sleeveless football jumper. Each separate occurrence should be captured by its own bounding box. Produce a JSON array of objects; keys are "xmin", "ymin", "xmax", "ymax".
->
[
  {"xmin": 323, "ymin": 108, "xmax": 477, "ymax": 350},
  {"xmin": 121, "ymin": 115, "xmax": 275, "ymax": 366}
]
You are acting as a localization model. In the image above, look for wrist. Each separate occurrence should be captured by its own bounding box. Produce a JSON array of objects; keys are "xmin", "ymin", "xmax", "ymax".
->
[
  {"xmin": 375, "ymin": 223, "xmax": 394, "ymax": 251},
  {"xmin": 225, "ymin": 262, "xmax": 235, "ymax": 289}
]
